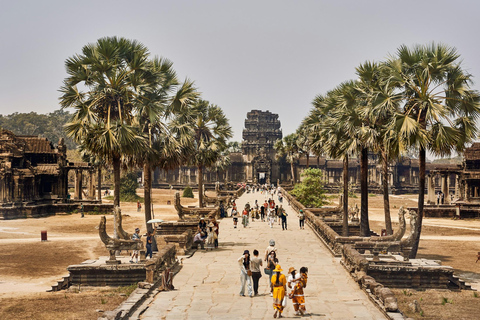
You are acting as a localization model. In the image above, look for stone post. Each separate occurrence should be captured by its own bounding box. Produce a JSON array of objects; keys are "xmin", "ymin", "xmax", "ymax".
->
[
  {"xmin": 88, "ymin": 170, "xmax": 95, "ymax": 200},
  {"xmin": 441, "ymin": 174, "xmax": 448, "ymax": 204},
  {"xmin": 455, "ymin": 175, "xmax": 459, "ymax": 200}
]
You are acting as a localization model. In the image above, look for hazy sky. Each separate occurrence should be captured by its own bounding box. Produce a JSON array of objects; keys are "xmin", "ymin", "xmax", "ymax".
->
[{"xmin": 1, "ymin": 0, "xmax": 480, "ymax": 143}]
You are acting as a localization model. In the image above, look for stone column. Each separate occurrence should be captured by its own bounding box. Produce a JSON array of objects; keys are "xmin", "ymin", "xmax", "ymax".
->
[
  {"xmin": 426, "ymin": 174, "xmax": 432, "ymax": 204},
  {"xmin": 89, "ymin": 170, "xmax": 95, "ymax": 200},
  {"xmin": 74, "ymin": 169, "xmax": 82, "ymax": 200},
  {"xmin": 441, "ymin": 174, "xmax": 448, "ymax": 204},
  {"xmin": 465, "ymin": 181, "xmax": 470, "ymax": 201},
  {"xmin": 455, "ymin": 175, "xmax": 459, "ymax": 200}
]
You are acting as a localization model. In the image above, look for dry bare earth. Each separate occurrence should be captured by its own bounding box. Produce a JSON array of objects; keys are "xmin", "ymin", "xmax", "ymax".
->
[
  {"xmin": 1, "ymin": 191, "xmax": 480, "ymax": 319},
  {"xmin": 0, "ymin": 188, "xmax": 198, "ymax": 320}
]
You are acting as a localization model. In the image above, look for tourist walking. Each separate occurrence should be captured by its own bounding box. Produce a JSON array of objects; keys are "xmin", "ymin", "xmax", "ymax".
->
[
  {"xmin": 232, "ymin": 207, "xmax": 239, "ymax": 228},
  {"xmin": 130, "ymin": 228, "xmax": 141, "ymax": 263},
  {"xmin": 260, "ymin": 204, "xmax": 265, "ymax": 221},
  {"xmin": 290, "ymin": 266, "xmax": 308, "ymax": 315},
  {"xmin": 238, "ymin": 250, "xmax": 253, "ymax": 297},
  {"xmin": 242, "ymin": 206, "xmax": 249, "ymax": 227},
  {"xmin": 268, "ymin": 208, "xmax": 275, "ymax": 228},
  {"xmin": 145, "ymin": 228, "xmax": 156, "ymax": 259},
  {"xmin": 266, "ymin": 251, "xmax": 279, "ymax": 294},
  {"xmin": 280, "ymin": 206, "xmax": 288, "ymax": 230},
  {"xmin": 264, "ymin": 239, "xmax": 277, "ymax": 261},
  {"xmin": 198, "ymin": 217, "xmax": 207, "ymax": 234},
  {"xmin": 137, "ymin": 200, "xmax": 141, "ymax": 212},
  {"xmin": 298, "ymin": 209, "xmax": 305, "ymax": 229},
  {"xmin": 250, "ymin": 249, "xmax": 263, "ymax": 295},
  {"xmin": 271, "ymin": 265, "xmax": 287, "ymax": 318}
]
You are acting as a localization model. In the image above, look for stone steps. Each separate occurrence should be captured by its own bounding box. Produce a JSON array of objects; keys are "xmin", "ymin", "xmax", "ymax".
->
[{"xmin": 48, "ymin": 274, "xmax": 72, "ymax": 292}]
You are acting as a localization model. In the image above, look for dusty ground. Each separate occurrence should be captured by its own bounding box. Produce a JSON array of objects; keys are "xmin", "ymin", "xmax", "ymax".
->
[
  {"xmin": 0, "ymin": 190, "xmax": 479, "ymax": 319},
  {"xmin": 0, "ymin": 188, "xmax": 198, "ymax": 319}
]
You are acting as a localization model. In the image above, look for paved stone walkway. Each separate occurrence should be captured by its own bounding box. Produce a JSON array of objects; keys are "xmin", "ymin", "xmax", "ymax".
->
[{"xmin": 139, "ymin": 192, "xmax": 385, "ymax": 320}]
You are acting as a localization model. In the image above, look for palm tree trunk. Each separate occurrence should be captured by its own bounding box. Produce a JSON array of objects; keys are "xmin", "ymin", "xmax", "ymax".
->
[
  {"xmin": 381, "ymin": 152, "xmax": 393, "ymax": 235},
  {"xmin": 342, "ymin": 155, "xmax": 349, "ymax": 237},
  {"xmin": 306, "ymin": 154, "xmax": 310, "ymax": 168},
  {"xmin": 144, "ymin": 162, "xmax": 153, "ymax": 233},
  {"xmin": 410, "ymin": 147, "xmax": 425, "ymax": 258},
  {"xmin": 198, "ymin": 165, "xmax": 204, "ymax": 208},
  {"xmin": 97, "ymin": 166, "xmax": 102, "ymax": 204},
  {"xmin": 290, "ymin": 162, "xmax": 295, "ymax": 183},
  {"xmin": 360, "ymin": 147, "xmax": 370, "ymax": 237},
  {"xmin": 113, "ymin": 155, "xmax": 121, "ymax": 207}
]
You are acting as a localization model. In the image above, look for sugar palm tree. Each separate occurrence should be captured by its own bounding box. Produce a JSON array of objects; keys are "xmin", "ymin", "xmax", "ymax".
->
[
  {"xmin": 356, "ymin": 61, "xmax": 404, "ymax": 235},
  {"xmin": 306, "ymin": 90, "xmax": 351, "ymax": 236},
  {"xmin": 135, "ymin": 56, "xmax": 198, "ymax": 231},
  {"xmin": 60, "ymin": 37, "xmax": 150, "ymax": 207},
  {"xmin": 274, "ymin": 133, "xmax": 300, "ymax": 183},
  {"xmin": 384, "ymin": 43, "xmax": 480, "ymax": 258},
  {"xmin": 185, "ymin": 100, "xmax": 232, "ymax": 207}
]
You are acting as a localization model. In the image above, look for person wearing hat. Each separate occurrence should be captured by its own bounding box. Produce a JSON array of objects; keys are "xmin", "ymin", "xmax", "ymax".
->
[
  {"xmin": 237, "ymin": 250, "xmax": 253, "ymax": 297},
  {"xmin": 198, "ymin": 217, "xmax": 207, "ymax": 234},
  {"xmin": 271, "ymin": 264, "xmax": 287, "ymax": 318},
  {"xmin": 264, "ymin": 239, "xmax": 277, "ymax": 262},
  {"xmin": 205, "ymin": 222, "xmax": 217, "ymax": 250},
  {"xmin": 298, "ymin": 209, "xmax": 305, "ymax": 230},
  {"xmin": 130, "ymin": 228, "xmax": 141, "ymax": 263}
]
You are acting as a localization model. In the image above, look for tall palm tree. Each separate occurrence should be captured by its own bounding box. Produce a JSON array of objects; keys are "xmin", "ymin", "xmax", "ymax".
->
[
  {"xmin": 296, "ymin": 124, "xmax": 312, "ymax": 168},
  {"xmin": 135, "ymin": 55, "xmax": 198, "ymax": 232},
  {"xmin": 60, "ymin": 36, "xmax": 150, "ymax": 207},
  {"xmin": 385, "ymin": 43, "xmax": 480, "ymax": 258},
  {"xmin": 356, "ymin": 61, "xmax": 404, "ymax": 235},
  {"xmin": 274, "ymin": 133, "xmax": 300, "ymax": 183},
  {"xmin": 306, "ymin": 91, "xmax": 351, "ymax": 236},
  {"xmin": 185, "ymin": 100, "xmax": 232, "ymax": 207}
]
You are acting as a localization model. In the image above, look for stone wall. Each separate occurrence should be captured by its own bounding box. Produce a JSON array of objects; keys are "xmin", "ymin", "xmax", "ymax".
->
[
  {"xmin": 0, "ymin": 203, "xmax": 113, "ymax": 219},
  {"xmin": 67, "ymin": 244, "xmax": 177, "ymax": 287}
]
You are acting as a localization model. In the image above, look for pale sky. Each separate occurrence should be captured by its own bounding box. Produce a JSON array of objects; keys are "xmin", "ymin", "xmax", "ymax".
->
[{"xmin": 1, "ymin": 0, "xmax": 480, "ymax": 143}]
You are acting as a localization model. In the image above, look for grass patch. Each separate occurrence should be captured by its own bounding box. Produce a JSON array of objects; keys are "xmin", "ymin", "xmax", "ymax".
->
[{"xmin": 114, "ymin": 283, "xmax": 137, "ymax": 297}]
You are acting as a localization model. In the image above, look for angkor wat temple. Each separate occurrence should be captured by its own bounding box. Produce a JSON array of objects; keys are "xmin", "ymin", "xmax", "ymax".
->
[{"xmin": 154, "ymin": 110, "xmax": 465, "ymax": 195}]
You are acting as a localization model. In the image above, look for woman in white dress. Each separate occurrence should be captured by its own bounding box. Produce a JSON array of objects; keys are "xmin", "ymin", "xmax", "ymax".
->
[{"xmin": 206, "ymin": 222, "xmax": 216, "ymax": 250}]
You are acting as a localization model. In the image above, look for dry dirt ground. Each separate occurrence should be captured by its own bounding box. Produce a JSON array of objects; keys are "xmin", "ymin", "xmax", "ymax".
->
[{"xmin": 0, "ymin": 190, "xmax": 479, "ymax": 319}]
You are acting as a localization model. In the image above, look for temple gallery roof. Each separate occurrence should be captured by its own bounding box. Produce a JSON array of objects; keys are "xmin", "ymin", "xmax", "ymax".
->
[{"xmin": 17, "ymin": 136, "xmax": 56, "ymax": 154}]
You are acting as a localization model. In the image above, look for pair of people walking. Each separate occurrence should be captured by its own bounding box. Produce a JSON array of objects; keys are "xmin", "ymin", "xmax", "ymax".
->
[
  {"xmin": 271, "ymin": 265, "xmax": 309, "ymax": 318},
  {"xmin": 238, "ymin": 249, "xmax": 263, "ymax": 296}
]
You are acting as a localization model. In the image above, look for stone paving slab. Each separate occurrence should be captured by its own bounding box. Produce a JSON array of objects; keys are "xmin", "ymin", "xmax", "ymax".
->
[{"xmin": 139, "ymin": 192, "xmax": 386, "ymax": 319}]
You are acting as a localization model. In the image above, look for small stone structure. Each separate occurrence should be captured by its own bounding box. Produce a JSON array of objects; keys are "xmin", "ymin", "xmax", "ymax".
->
[{"xmin": 0, "ymin": 129, "xmax": 111, "ymax": 219}]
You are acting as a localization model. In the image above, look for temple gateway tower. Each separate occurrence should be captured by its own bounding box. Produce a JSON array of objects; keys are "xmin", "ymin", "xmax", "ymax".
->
[{"xmin": 242, "ymin": 110, "xmax": 282, "ymax": 184}]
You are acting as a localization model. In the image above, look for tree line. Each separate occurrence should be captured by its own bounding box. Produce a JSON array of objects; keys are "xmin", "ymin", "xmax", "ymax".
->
[
  {"xmin": 275, "ymin": 43, "xmax": 480, "ymax": 259},
  {"xmin": 0, "ymin": 109, "xmax": 76, "ymax": 150}
]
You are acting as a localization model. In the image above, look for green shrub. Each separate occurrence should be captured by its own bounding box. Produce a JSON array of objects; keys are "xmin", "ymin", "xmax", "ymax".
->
[
  {"xmin": 182, "ymin": 186, "xmax": 194, "ymax": 198},
  {"xmin": 291, "ymin": 168, "xmax": 327, "ymax": 208},
  {"xmin": 120, "ymin": 171, "xmax": 139, "ymax": 196}
]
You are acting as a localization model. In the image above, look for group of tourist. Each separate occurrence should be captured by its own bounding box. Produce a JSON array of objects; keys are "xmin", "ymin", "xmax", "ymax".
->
[
  {"xmin": 238, "ymin": 239, "xmax": 309, "ymax": 318},
  {"xmin": 193, "ymin": 217, "xmax": 219, "ymax": 250},
  {"xmin": 230, "ymin": 198, "xmax": 305, "ymax": 231}
]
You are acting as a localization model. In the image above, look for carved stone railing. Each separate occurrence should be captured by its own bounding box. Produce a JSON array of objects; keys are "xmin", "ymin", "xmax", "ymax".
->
[
  {"xmin": 174, "ymin": 192, "xmax": 219, "ymax": 221},
  {"xmin": 98, "ymin": 216, "xmax": 143, "ymax": 264}
]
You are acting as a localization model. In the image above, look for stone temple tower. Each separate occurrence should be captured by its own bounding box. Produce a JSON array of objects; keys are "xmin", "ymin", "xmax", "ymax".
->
[{"xmin": 242, "ymin": 110, "xmax": 282, "ymax": 184}]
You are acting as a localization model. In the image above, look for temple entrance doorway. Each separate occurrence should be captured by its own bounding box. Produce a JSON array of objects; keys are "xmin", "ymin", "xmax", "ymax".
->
[{"xmin": 258, "ymin": 172, "xmax": 266, "ymax": 184}]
